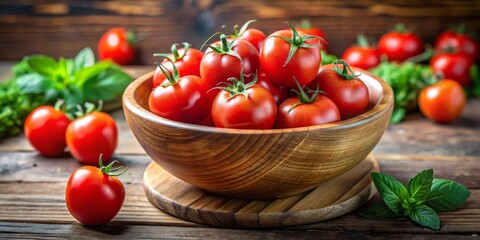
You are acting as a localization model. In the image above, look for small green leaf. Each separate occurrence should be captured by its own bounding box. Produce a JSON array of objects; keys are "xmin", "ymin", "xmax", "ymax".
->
[
  {"xmin": 390, "ymin": 108, "xmax": 406, "ymax": 124},
  {"xmin": 407, "ymin": 169, "xmax": 434, "ymax": 202},
  {"xmin": 74, "ymin": 61, "xmax": 112, "ymax": 87},
  {"xmin": 15, "ymin": 73, "xmax": 54, "ymax": 94},
  {"xmin": 73, "ymin": 47, "xmax": 95, "ymax": 73},
  {"xmin": 321, "ymin": 51, "xmax": 338, "ymax": 65},
  {"xmin": 371, "ymin": 172, "xmax": 409, "ymax": 214},
  {"xmin": 425, "ymin": 178, "xmax": 470, "ymax": 212},
  {"xmin": 358, "ymin": 202, "xmax": 397, "ymax": 219},
  {"xmin": 408, "ymin": 204, "xmax": 440, "ymax": 230},
  {"xmin": 59, "ymin": 87, "xmax": 85, "ymax": 105},
  {"xmin": 12, "ymin": 60, "xmax": 32, "ymax": 77},
  {"xmin": 82, "ymin": 68, "xmax": 132, "ymax": 101},
  {"xmin": 25, "ymin": 55, "xmax": 59, "ymax": 77}
]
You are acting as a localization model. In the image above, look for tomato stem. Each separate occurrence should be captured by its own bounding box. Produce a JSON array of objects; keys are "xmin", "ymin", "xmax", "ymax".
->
[
  {"xmin": 453, "ymin": 24, "xmax": 466, "ymax": 35},
  {"xmin": 230, "ymin": 20, "xmax": 257, "ymax": 38},
  {"xmin": 153, "ymin": 42, "xmax": 190, "ymax": 63},
  {"xmin": 405, "ymin": 45, "xmax": 433, "ymax": 63},
  {"xmin": 357, "ymin": 34, "xmax": 370, "ymax": 48},
  {"xmin": 73, "ymin": 101, "xmax": 103, "ymax": 118},
  {"xmin": 214, "ymin": 69, "xmax": 257, "ymax": 101},
  {"xmin": 288, "ymin": 78, "xmax": 320, "ymax": 112},
  {"xmin": 270, "ymin": 22, "xmax": 322, "ymax": 67},
  {"xmin": 98, "ymin": 154, "xmax": 128, "ymax": 177},
  {"xmin": 156, "ymin": 60, "xmax": 180, "ymax": 87},
  {"xmin": 332, "ymin": 60, "xmax": 359, "ymax": 80},
  {"xmin": 393, "ymin": 23, "xmax": 408, "ymax": 33}
]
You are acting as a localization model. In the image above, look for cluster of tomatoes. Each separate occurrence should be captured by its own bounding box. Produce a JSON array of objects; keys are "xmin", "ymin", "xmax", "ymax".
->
[
  {"xmin": 24, "ymin": 101, "xmax": 126, "ymax": 225},
  {"xmin": 342, "ymin": 24, "xmax": 478, "ymax": 123},
  {"xmin": 148, "ymin": 21, "xmax": 370, "ymax": 129}
]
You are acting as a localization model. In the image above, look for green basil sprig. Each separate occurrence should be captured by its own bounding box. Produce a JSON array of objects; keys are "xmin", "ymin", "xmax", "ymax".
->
[{"xmin": 359, "ymin": 169, "xmax": 470, "ymax": 230}]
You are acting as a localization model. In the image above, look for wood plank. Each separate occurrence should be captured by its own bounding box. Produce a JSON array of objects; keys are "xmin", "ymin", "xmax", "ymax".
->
[
  {"xmin": 0, "ymin": 1, "xmax": 479, "ymax": 64},
  {"xmin": 1, "ymin": 222, "xmax": 477, "ymax": 240}
]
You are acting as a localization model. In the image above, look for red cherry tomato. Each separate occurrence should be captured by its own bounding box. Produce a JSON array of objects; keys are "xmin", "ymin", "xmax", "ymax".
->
[
  {"xmin": 228, "ymin": 20, "xmax": 266, "ymax": 52},
  {"xmin": 149, "ymin": 64, "xmax": 209, "ymax": 124},
  {"xmin": 260, "ymin": 24, "xmax": 321, "ymax": 88},
  {"xmin": 212, "ymin": 77, "xmax": 277, "ymax": 129},
  {"xmin": 342, "ymin": 35, "xmax": 380, "ymax": 70},
  {"xmin": 378, "ymin": 24, "xmax": 424, "ymax": 62},
  {"xmin": 66, "ymin": 111, "xmax": 118, "ymax": 165},
  {"xmin": 434, "ymin": 26, "xmax": 479, "ymax": 61},
  {"xmin": 66, "ymin": 156, "xmax": 126, "ymax": 225},
  {"xmin": 275, "ymin": 91, "xmax": 340, "ymax": 128},
  {"xmin": 98, "ymin": 28, "xmax": 136, "ymax": 65},
  {"xmin": 200, "ymin": 34, "xmax": 259, "ymax": 103},
  {"xmin": 24, "ymin": 105, "xmax": 71, "ymax": 157},
  {"xmin": 294, "ymin": 20, "xmax": 328, "ymax": 52},
  {"xmin": 152, "ymin": 43, "xmax": 203, "ymax": 88},
  {"xmin": 256, "ymin": 71, "xmax": 289, "ymax": 105},
  {"xmin": 430, "ymin": 52, "xmax": 473, "ymax": 87},
  {"xmin": 313, "ymin": 61, "xmax": 369, "ymax": 120},
  {"xmin": 419, "ymin": 79, "xmax": 466, "ymax": 123}
]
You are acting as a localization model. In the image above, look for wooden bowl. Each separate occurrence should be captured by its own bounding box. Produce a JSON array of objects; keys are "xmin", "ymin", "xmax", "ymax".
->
[{"xmin": 123, "ymin": 68, "xmax": 393, "ymax": 200}]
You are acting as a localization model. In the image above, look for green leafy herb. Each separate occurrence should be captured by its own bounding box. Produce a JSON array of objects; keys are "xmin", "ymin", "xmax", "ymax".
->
[
  {"xmin": 359, "ymin": 169, "xmax": 470, "ymax": 230},
  {"xmin": 467, "ymin": 65, "xmax": 480, "ymax": 97},
  {"xmin": 0, "ymin": 47, "xmax": 132, "ymax": 140},
  {"xmin": 321, "ymin": 50, "xmax": 338, "ymax": 65},
  {"xmin": 371, "ymin": 62, "xmax": 435, "ymax": 123}
]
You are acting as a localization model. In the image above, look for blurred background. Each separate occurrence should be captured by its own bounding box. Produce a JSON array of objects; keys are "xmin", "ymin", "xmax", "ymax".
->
[{"xmin": 1, "ymin": 0, "xmax": 479, "ymax": 65}]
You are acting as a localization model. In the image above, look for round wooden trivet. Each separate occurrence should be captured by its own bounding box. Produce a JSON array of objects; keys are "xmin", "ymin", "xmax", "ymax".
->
[{"xmin": 143, "ymin": 155, "xmax": 379, "ymax": 228}]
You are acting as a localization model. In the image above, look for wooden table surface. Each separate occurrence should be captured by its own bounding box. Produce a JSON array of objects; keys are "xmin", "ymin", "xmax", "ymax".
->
[{"xmin": 0, "ymin": 64, "xmax": 479, "ymax": 239}]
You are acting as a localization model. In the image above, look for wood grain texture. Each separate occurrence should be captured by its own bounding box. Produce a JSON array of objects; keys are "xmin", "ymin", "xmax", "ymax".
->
[
  {"xmin": 0, "ymin": 152, "xmax": 479, "ymax": 236},
  {"xmin": 123, "ymin": 68, "xmax": 393, "ymax": 199},
  {"xmin": 143, "ymin": 155, "xmax": 378, "ymax": 228},
  {"xmin": 0, "ymin": 1, "xmax": 479, "ymax": 64}
]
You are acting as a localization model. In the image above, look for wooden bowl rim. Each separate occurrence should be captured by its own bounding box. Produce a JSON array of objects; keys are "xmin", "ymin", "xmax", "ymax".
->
[{"xmin": 123, "ymin": 68, "xmax": 393, "ymax": 135}]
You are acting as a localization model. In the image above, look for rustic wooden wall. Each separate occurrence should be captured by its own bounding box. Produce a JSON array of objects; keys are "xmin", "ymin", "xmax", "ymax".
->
[{"xmin": 0, "ymin": 0, "xmax": 479, "ymax": 65}]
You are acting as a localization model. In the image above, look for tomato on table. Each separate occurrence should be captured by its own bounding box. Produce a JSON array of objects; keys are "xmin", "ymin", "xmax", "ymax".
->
[
  {"xmin": 342, "ymin": 35, "xmax": 380, "ymax": 70},
  {"xmin": 260, "ymin": 23, "xmax": 321, "ymax": 88},
  {"xmin": 419, "ymin": 79, "xmax": 466, "ymax": 123},
  {"xmin": 378, "ymin": 23, "xmax": 424, "ymax": 62},
  {"xmin": 149, "ymin": 63, "xmax": 209, "ymax": 124},
  {"xmin": 200, "ymin": 34, "xmax": 259, "ymax": 103},
  {"xmin": 275, "ymin": 82, "xmax": 340, "ymax": 128},
  {"xmin": 98, "ymin": 27, "xmax": 138, "ymax": 65},
  {"xmin": 24, "ymin": 102, "xmax": 71, "ymax": 157},
  {"xmin": 228, "ymin": 20, "xmax": 266, "ymax": 52},
  {"xmin": 430, "ymin": 52, "xmax": 473, "ymax": 87},
  {"xmin": 312, "ymin": 60, "xmax": 369, "ymax": 120},
  {"xmin": 66, "ymin": 102, "xmax": 118, "ymax": 165},
  {"xmin": 211, "ymin": 72, "xmax": 277, "ymax": 129},
  {"xmin": 434, "ymin": 25, "xmax": 479, "ymax": 61},
  {"xmin": 152, "ymin": 43, "xmax": 203, "ymax": 88},
  {"xmin": 66, "ymin": 155, "xmax": 126, "ymax": 225}
]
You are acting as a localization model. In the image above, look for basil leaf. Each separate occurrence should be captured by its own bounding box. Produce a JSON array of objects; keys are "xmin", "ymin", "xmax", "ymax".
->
[
  {"xmin": 15, "ymin": 73, "xmax": 54, "ymax": 94},
  {"xmin": 371, "ymin": 172, "xmax": 409, "ymax": 214},
  {"xmin": 60, "ymin": 87, "xmax": 85, "ymax": 105},
  {"xmin": 407, "ymin": 169, "xmax": 433, "ymax": 202},
  {"xmin": 12, "ymin": 60, "xmax": 32, "ymax": 77},
  {"xmin": 425, "ymin": 178, "xmax": 470, "ymax": 212},
  {"xmin": 358, "ymin": 201, "xmax": 396, "ymax": 219},
  {"xmin": 82, "ymin": 68, "xmax": 132, "ymax": 102},
  {"xmin": 73, "ymin": 47, "xmax": 95, "ymax": 73},
  {"xmin": 408, "ymin": 204, "xmax": 440, "ymax": 230},
  {"xmin": 25, "ymin": 55, "xmax": 59, "ymax": 77},
  {"xmin": 74, "ymin": 61, "xmax": 113, "ymax": 87},
  {"xmin": 58, "ymin": 57, "xmax": 73, "ymax": 82},
  {"xmin": 390, "ymin": 108, "xmax": 405, "ymax": 124}
]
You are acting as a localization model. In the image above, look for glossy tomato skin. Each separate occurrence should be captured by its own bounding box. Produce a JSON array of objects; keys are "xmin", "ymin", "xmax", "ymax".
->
[
  {"xmin": 430, "ymin": 52, "xmax": 473, "ymax": 87},
  {"xmin": 212, "ymin": 85, "xmax": 277, "ymax": 129},
  {"xmin": 152, "ymin": 48, "xmax": 204, "ymax": 88},
  {"xmin": 419, "ymin": 79, "xmax": 466, "ymax": 123},
  {"xmin": 342, "ymin": 46, "xmax": 380, "ymax": 70},
  {"xmin": 256, "ymin": 72, "xmax": 288, "ymax": 105},
  {"xmin": 149, "ymin": 75, "xmax": 209, "ymax": 124},
  {"xmin": 66, "ymin": 166, "xmax": 125, "ymax": 225},
  {"xmin": 260, "ymin": 30, "xmax": 321, "ymax": 88},
  {"xmin": 24, "ymin": 106, "xmax": 71, "ymax": 157},
  {"xmin": 378, "ymin": 31, "xmax": 424, "ymax": 62},
  {"xmin": 434, "ymin": 30, "xmax": 479, "ymax": 60},
  {"xmin": 98, "ymin": 28, "xmax": 135, "ymax": 65},
  {"xmin": 238, "ymin": 28, "xmax": 266, "ymax": 52},
  {"xmin": 66, "ymin": 112, "xmax": 118, "ymax": 165},
  {"xmin": 275, "ymin": 94, "xmax": 340, "ymax": 128},
  {"xmin": 313, "ymin": 65, "xmax": 369, "ymax": 120},
  {"xmin": 200, "ymin": 39, "xmax": 259, "ymax": 103}
]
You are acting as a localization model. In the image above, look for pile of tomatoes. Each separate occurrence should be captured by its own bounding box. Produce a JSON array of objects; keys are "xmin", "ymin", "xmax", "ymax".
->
[{"xmin": 148, "ymin": 21, "xmax": 370, "ymax": 129}]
